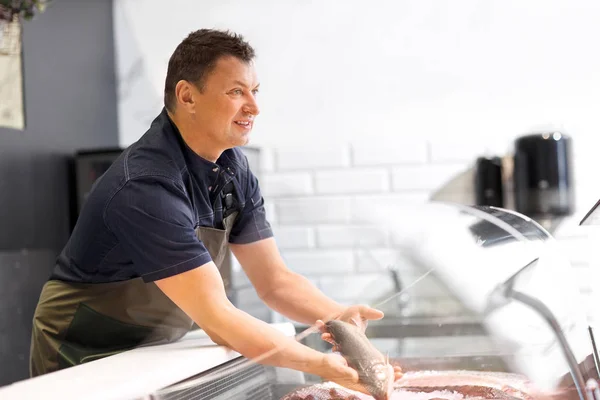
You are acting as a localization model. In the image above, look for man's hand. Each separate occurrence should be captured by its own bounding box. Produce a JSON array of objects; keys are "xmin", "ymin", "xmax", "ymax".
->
[
  {"xmin": 317, "ymin": 306, "xmax": 405, "ymax": 382},
  {"xmin": 335, "ymin": 304, "xmax": 384, "ymax": 331},
  {"xmin": 314, "ymin": 353, "xmax": 368, "ymax": 395},
  {"xmin": 320, "ymin": 304, "xmax": 383, "ymax": 348}
]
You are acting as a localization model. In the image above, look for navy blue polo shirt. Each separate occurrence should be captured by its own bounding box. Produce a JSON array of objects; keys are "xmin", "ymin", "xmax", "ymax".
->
[{"xmin": 51, "ymin": 109, "xmax": 273, "ymax": 283}]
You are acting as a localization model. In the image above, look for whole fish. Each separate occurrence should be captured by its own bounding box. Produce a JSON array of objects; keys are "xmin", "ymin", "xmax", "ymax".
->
[{"xmin": 324, "ymin": 320, "xmax": 394, "ymax": 400}]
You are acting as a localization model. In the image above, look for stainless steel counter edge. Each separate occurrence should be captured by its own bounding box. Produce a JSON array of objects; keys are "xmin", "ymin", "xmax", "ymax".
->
[{"xmin": 0, "ymin": 323, "xmax": 296, "ymax": 400}]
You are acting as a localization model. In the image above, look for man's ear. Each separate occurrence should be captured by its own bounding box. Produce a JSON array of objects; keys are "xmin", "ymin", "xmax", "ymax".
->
[{"xmin": 174, "ymin": 80, "xmax": 197, "ymax": 114}]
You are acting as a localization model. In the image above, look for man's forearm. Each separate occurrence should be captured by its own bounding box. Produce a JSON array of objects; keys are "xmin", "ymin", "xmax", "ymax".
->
[
  {"xmin": 207, "ymin": 303, "xmax": 325, "ymax": 374},
  {"xmin": 155, "ymin": 261, "xmax": 328, "ymax": 376},
  {"xmin": 260, "ymin": 271, "xmax": 345, "ymax": 324}
]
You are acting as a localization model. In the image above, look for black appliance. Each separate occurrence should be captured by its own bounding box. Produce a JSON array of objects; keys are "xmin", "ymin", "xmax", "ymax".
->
[
  {"xmin": 513, "ymin": 133, "xmax": 574, "ymax": 218},
  {"xmin": 68, "ymin": 147, "xmax": 123, "ymax": 231},
  {"xmin": 474, "ymin": 156, "xmax": 504, "ymax": 208}
]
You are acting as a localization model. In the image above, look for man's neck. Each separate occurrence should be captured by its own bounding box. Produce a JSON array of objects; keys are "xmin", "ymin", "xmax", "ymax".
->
[{"xmin": 168, "ymin": 110, "xmax": 222, "ymax": 163}]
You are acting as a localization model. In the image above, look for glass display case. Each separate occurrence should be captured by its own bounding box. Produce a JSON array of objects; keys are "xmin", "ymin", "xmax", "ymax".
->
[{"xmin": 147, "ymin": 202, "xmax": 598, "ymax": 400}]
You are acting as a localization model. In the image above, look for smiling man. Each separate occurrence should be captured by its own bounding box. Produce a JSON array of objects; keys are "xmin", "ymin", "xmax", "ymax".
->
[{"xmin": 29, "ymin": 29, "xmax": 400, "ymax": 393}]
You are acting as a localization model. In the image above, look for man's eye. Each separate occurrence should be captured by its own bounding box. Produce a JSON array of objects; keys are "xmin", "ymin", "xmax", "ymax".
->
[
  {"xmin": 232, "ymin": 89, "xmax": 243, "ymax": 95},
  {"xmin": 252, "ymin": 89, "xmax": 259, "ymax": 96}
]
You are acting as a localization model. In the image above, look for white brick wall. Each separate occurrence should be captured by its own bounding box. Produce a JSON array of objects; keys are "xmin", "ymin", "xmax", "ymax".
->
[
  {"xmin": 392, "ymin": 164, "xmax": 469, "ymax": 191},
  {"xmin": 276, "ymin": 197, "xmax": 351, "ymax": 224},
  {"xmin": 281, "ymin": 250, "xmax": 354, "ymax": 275},
  {"xmin": 351, "ymin": 194, "xmax": 430, "ymax": 220},
  {"xmin": 273, "ymin": 226, "xmax": 315, "ymax": 249},
  {"xmin": 352, "ymin": 140, "xmax": 428, "ymax": 166},
  {"xmin": 316, "ymin": 225, "xmax": 389, "ymax": 248},
  {"xmin": 429, "ymin": 139, "xmax": 492, "ymax": 163},
  {"xmin": 276, "ymin": 146, "xmax": 351, "ymax": 170},
  {"xmin": 250, "ymin": 142, "xmax": 600, "ymax": 324},
  {"xmin": 258, "ymin": 147, "xmax": 276, "ymax": 173},
  {"xmin": 318, "ymin": 274, "xmax": 395, "ymax": 304},
  {"xmin": 262, "ymin": 145, "xmax": 467, "ymax": 322},
  {"xmin": 315, "ymin": 169, "xmax": 390, "ymax": 194},
  {"xmin": 264, "ymin": 201, "xmax": 277, "ymax": 224},
  {"xmin": 261, "ymin": 172, "xmax": 313, "ymax": 197}
]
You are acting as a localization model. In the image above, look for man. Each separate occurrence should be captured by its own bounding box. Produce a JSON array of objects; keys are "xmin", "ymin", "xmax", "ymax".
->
[{"xmin": 30, "ymin": 29, "xmax": 401, "ymax": 393}]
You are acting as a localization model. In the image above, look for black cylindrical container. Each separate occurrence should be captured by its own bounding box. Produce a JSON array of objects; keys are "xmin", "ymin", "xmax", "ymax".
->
[
  {"xmin": 475, "ymin": 156, "xmax": 504, "ymax": 207},
  {"xmin": 513, "ymin": 133, "xmax": 574, "ymax": 217}
]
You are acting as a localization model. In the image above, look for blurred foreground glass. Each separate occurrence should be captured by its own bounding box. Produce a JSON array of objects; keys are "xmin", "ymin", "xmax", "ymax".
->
[{"xmin": 147, "ymin": 201, "xmax": 597, "ymax": 400}]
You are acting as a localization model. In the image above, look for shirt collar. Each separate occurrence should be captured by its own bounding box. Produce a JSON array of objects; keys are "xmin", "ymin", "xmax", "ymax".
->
[{"xmin": 160, "ymin": 108, "xmax": 234, "ymax": 175}]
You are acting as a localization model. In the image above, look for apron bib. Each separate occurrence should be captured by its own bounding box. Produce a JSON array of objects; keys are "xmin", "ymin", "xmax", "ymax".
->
[{"xmin": 30, "ymin": 212, "xmax": 237, "ymax": 377}]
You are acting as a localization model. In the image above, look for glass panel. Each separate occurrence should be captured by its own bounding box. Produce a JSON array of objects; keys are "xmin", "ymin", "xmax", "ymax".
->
[{"xmin": 149, "ymin": 201, "xmax": 596, "ymax": 400}]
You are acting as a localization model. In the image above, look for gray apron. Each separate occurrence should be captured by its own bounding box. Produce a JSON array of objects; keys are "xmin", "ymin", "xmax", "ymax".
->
[{"xmin": 30, "ymin": 212, "xmax": 237, "ymax": 377}]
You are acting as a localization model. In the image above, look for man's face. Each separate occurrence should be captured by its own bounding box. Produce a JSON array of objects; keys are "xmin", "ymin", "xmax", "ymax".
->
[{"xmin": 191, "ymin": 56, "xmax": 260, "ymax": 149}]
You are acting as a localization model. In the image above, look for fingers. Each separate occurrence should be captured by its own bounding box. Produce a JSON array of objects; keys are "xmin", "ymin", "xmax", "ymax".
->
[
  {"xmin": 338, "ymin": 366, "xmax": 359, "ymax": 385},
  {"xmin": 357, "ymin": 305, "xmax": 384, "ymax": 320},
  {"xmin": 327, "ymin": 354, "xmax": 358, "ymax": 382},
  {"xmin": 321, "ymin": 333, "xmax": 336, "ymax": 346},
  {"xmin": 321, "ymin": 354, "xmax": 369, "ymax": 396},
  {"xmin": 339, "ymin": 305, "xmax": 384, "ymax": 325},
  {"xmin": 348, "ymin": 316, "xmax": 365, "ymax": 327},
  {"xmin": 393, "ymin": 366, "xmax": 404, "ymax": 381},
  {"xmin": 317, "ymin": 320, "xmax": 338, "ymax": 350},
  {"xmin": 335, "ymin": 371, "xmax": 368, "ymax": 395},
  {"xmin": 315, "ymin": 319, "xmax": 325, "ymax": 331},
  {"xmin": 321, "ymin": 333, "xmax": 339, "ymax": 352}
]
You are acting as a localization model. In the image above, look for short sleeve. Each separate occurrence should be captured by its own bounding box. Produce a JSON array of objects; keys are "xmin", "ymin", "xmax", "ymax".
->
[
  {"xmin": 228, "ymin": 167, "xmax": 274, "ymax": 244},
  {"xmin": 104, "ymin": 176, "xmax": 212, "ymax": 282}
]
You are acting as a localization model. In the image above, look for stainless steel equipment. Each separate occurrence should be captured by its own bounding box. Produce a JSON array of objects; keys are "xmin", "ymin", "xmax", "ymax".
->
[{"xmin": 145, "ymin": 358, "xmax": 298, "ymax": 400}]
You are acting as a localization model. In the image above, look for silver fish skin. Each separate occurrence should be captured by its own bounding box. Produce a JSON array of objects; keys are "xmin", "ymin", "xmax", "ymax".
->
[{"xmin": 324, "ymin": 320, "xmax": 394, "ymax": 400}]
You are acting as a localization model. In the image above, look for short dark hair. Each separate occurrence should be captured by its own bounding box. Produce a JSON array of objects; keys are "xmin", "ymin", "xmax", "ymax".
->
[{"xmin": 163, "ymin": 29, "xmax": 256, "ymax": 111}]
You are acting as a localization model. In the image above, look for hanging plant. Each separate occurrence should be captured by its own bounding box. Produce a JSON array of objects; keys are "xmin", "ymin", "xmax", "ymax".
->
[{"xmin": 0, "ymin": 0, "xmax": 49, "ymax": 22}]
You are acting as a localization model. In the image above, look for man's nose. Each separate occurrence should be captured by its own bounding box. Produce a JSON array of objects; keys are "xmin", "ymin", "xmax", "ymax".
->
[{"xmin": 243, "ymin": 94, "xmax": 260, "ymax": 116}]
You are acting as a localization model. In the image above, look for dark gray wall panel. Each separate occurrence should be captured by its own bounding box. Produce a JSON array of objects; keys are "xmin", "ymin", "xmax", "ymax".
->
[
  {"xmin": 0, "ymin": 0, "xmax": 119, "ymax": 385},
  {"xmin": 0, "ymin": 0, "xmax": 119, "ymax": 250},
  {"xmin": 0, "ymin": 250, "xmax": 56, "ymax": 386}
]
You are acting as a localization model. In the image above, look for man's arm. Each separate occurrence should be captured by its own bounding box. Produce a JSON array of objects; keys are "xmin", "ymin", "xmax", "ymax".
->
[
  {"xmin": 153, "ymin": 260, "xmax": 360, "ymax": 388},
  {"xmin": 230, "ymin": 238, "xmax": 383, "ymax": 325},
  {"xmin": 230, "ymin": 239, "xmax": 404, "ymax": 381}
]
